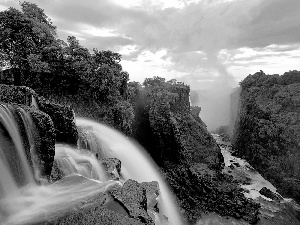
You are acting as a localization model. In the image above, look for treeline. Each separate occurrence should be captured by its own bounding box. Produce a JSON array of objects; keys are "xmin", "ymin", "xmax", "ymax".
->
[
  {"xmin": 0, "ymin": 2, "xmax": 190, "ymax": 135},
  {"xmin": 0, "ymin": 2, "xmax": 128, "ymax": 102}
]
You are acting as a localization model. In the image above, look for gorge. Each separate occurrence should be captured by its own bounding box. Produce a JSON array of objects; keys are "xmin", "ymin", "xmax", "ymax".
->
[{"xmin": 1, "ymin": 2, "xmax": 300, "ymax": 224}]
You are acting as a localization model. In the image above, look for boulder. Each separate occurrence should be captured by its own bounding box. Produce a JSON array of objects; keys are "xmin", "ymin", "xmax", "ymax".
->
[
  {"xmin": 109, "ymin": 179, "xmax": 154, "ymax": 225},
  {"xmin": 27, "ymin": 176, "xmax": 147, "ymax": 225},
  {"xmin": 99, "ymin": 158, "xmax": 122, "ymax": 180},
  {"xmin": 37, "ymin": 97, "xmax": 78, "ymax": 146},
  {"xmin": 140, "ymin": 181, "xmax": 159, "ymax": 214},
  {"xmin": 259, "ymin": 187, "xmax": 283, "ymax": 201}
]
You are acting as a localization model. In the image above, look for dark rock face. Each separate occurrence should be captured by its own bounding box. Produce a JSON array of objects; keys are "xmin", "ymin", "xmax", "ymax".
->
[
  {"xmin": 231, "ymin": 70, "xmax": 300, "ymax": 203},
  {"xmin": 0, "ymin": 84, "xmax": 78, "ymax": 178},
  {"xmin": 140, "ymin": 181, "xmax": 159, "ymax": 214},
  {"xmin": 0, "ymin": 103, "xmax": 55, "ymax": 179},
  {"xmin": 37, "ymin": 97, "xmax": 78, "ymax": 146},
  {"xmin": 99, "ymin": 158, "xmax": 122, "ymax": 181},
  {"xmin": 26, "ymin": 107, "xmax": 56, "ymax": 177},
  {"xmin": 0, "ymin": 84, "xmax": 78, "ymax": 146},
  {"xmin": 131, "ymin": 79, "xmax": 259, "ymax": 224},
  {"xmin": 165, "ymin": 164, "xmax": 260, "ymax": 224}
]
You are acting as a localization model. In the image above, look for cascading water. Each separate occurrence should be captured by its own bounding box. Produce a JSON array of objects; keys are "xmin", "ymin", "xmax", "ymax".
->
[
  {"xmin": 77, "ymin": 118, "xmax": 184, "ymax": 225},
  {"xmin": 0, "ymin": 105, "xmax": 110, "ymax": 224},
  {"xmin": 0, "ymin": 104, "xmax": 183, "ymax": 225},
  {"xmin": 0, "ymin": 104, "xmax": 35, "ymax": 198},
  {"xmin": 54, "ymin": 144, "xmax": 107, "ymax": 181}
]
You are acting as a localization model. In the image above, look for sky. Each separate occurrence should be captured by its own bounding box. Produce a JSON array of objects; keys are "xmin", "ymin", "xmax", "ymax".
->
[{"xmin": 1, "ymin": 0, "xmax": 300, "ymax": 130}]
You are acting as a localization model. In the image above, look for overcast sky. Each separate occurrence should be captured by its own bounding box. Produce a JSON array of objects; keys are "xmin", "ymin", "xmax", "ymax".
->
[{"xmin": 1, "ymin": 0, "xmax": 300, "ymax": 129}]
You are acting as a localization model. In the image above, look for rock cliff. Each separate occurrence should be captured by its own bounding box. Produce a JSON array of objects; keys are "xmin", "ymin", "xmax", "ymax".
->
[
  {"xmin": 231, "ymin": 70, "xmax": 300, "ymax": 203},
  {"xmin": 130, "ymin": 77, "xmax": 259, "ymax": 224}
]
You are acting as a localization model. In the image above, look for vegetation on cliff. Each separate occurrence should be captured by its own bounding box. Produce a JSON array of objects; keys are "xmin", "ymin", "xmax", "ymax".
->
[
  {"xmin": 0, "ymin": 2, "xmax": 261, "ymax": 224},
  {"xmin": 129, "ymin": 77, "xmax": 260, "ymax": 224},
  {"xmin": 232, "ymin": 70, "xmax": 300, "ymax": 203},
  {"xmin": 0, "ymin": 1, "xmax": 133, "ymax": 135}
]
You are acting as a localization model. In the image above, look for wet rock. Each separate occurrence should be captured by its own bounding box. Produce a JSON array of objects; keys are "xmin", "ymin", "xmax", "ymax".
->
[
  {"xmin": 27, "ymin": 107, "xmax": 56, "ymax": 178},
  {"xmin": 0, "ymin": 84, "xmax": 78, "ymax": 146},
  {"xmin": 36, "ymin": 176, "xmax": 145, "ymax": 225},
  {"xmin": 0, "ymin": 103, "xmax": 55, "ymax": 179},
  {"xmin": 37, "ymin": 97, "xmax": 78, "ymax": 146},
  {"xmin": 259, "ymin": 187, "xmax": 283, "ymax": 201},
  {"xmin": 140, "ymin": 181, "xmax": 160, "ymax": 213},
  {"xmin": 233, "ymin": 162, "xmax": 240, "ymax": 167},
  {"xmin": 99, "ymin": 158, "xmax": 122, "ymax": 180},
  {"xmin": 109, "ymin": 179, "xmax": 154, "ymax": 225},
  {"xmin": 164, "ymin": 163, "xmax": 260, "ymax": 224}
]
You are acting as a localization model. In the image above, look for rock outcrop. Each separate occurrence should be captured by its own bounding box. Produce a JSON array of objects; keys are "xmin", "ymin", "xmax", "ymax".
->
[
  {"xmin": 231, "ymin": 70, "xmax": 300, "ymax": 203},
  {"xmin": 130, "ymin": 77, "xmax": 260, "ymax": 224},
  {"xmin": 0, "ymin": 102, "xmax": 55, "ymax": 178},
  {"xmin": 30, "ymin": 176, "xmax": 158, "ymax": 225},
  {"xmin": 0, "ymin": 84, "xmax": 78, "ymax": 146},
  {"xmin": 0, "ymin": 84, "xmax": 79, "ymax": 177}
]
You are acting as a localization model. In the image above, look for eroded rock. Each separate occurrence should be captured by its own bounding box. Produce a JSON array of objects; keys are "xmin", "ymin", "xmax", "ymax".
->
[{"xmin": 109, "ymin": 179, "xmax": 154, "ymax": 225}]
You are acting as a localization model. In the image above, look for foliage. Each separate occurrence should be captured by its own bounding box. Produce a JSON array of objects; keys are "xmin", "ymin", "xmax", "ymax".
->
[
  {"xmin": 233, "ymin": 70, "xmax": 300, "ymax": 203},
  {"xmin": 0, "ymin": 2, "xmax": 56, "ymax": 84},
  {"xmin": 0, "ymin": 2, "xmax": 133, "ymax": 134}
]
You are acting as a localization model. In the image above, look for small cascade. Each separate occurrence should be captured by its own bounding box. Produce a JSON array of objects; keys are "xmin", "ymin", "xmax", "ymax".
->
[
  {"xmin": 31, "ymin": 96, "xmax": 39, "ymax": 109},
  {"xmin": 0, "ymin": 106, "xmax": 183, "ymax": 225},
  {"xmin": 76, "ymin": 118, "xmax": 184, "ymax": 225},
  {"xmin": 54, "ymin": 144, "xmax": 107, "ymax": 181},
  {"xmin": 0, "ymin": 104, "xmax": 35, "ymax": 198}
]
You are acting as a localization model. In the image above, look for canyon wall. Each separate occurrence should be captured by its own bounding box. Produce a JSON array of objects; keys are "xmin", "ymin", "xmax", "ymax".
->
[{"xmin": 231, "ymin": 70, "xmax": 300, "ymax": 203}]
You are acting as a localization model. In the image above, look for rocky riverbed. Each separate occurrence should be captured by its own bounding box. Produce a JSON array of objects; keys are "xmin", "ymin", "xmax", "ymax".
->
[{"xmin": 209, "ymin": 133, "xmax": 300, "ymax": 225}]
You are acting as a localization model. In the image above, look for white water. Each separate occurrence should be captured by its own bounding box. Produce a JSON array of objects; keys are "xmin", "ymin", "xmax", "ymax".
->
[
  {"xmin": 76, "ymin": 118, "xmax": 184, "ymax": 225},
  {"xmin": 0, "ymin": 106, "xmax": 115, "ymax": 224},
  {"xmin": 31, "ymin": 96, "xmax": 39, "ymax": 109},
  {"xmin": 0, "ymin": 104, "xmax": 183, "ymax": 225},
  {"xmin": 54, "ymin": 144, "xmax": 107, "ymax": 181},
  {"xmin": 1, "ymin": 176, "xmax": 118, "ymax": 225},
  {"xmin": 211, "ymin": 134, "xmax": 279, "ymax": 201},
  {"xmin": 0, "ymin": 105, "xmax": 35, "ymax": 197}
]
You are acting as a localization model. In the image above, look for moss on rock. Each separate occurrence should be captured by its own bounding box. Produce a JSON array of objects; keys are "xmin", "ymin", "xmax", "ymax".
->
[
  {"xmin": 24, "ymin": 106, "xmax": 56, "ymax": 178},
  {"xmin": 37, "ymin": 96, "xmax": 78, "ymax": 145},
  {"xmin": 0, "ymin": 84, "xmax": 78, "ymax": 146}
]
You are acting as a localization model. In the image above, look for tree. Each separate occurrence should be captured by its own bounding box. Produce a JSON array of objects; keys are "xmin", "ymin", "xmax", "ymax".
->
[{"xmin": 0, "ymin": 1, "xmax": 56, "ymax": 85}]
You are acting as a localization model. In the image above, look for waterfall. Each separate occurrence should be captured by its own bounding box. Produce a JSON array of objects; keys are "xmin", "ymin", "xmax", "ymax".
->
[
  {"xmin": 0, "ymin": 104, "xmax": 183, "ymax": 225},
  {"xmin": 77, "ymin": 118, "xmax": 184, "ymax": 225},
  {"xmin": 54, "ymin": 144, "xmax": 107, "ymax": 181},
  {"xmin": 0, "ymin": 104, "xmax": 35, "ymax": 198}
]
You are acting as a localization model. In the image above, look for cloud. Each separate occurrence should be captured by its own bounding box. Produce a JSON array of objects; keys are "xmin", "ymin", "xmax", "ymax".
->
[
  {"xmin": 1, "ymin": 0, "xmax": 300, "ymax": 129},
  {"xmin": 236, "ymin": 0, "xmax": 300, "ymax": 48}
]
